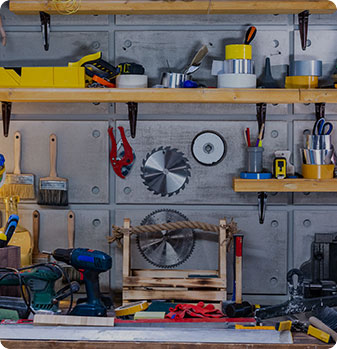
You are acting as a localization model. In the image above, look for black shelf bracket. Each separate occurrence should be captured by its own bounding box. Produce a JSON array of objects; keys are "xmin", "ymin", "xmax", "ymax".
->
[
  {"xmin": 127, "ymin": 102, "xmax": 138, "ymax": 138},
  {"xmin": 258, "ymin": 192, "xmax": 267, "ymax": 224},
  {"xmin": 298, "ymin": 10, "xmax": 310, "ymax": 51},
  {"xmin": 2, "ymin": 102, "xmax": 12, "ymax": 137},
  {"xmin": 40, "ymin": 11, "xmax": 50, "ymax": 51},
  {"xmin": 315, "ymin": 102, "xmax": 326, "ymax": 121}
]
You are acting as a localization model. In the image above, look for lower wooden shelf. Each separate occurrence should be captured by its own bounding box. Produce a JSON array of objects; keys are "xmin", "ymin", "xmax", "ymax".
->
[{"xmin": 233, "ymin": 178, "xmax": 337, "ymax": 192}]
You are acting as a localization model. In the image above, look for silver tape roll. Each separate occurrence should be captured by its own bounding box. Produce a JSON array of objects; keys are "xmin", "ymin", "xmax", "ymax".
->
[
  {"xmin": 289, "ymin": 60, "xmax": 322, "ymax": 76},
  {"xmin": 223, "ymin": 59, "xmax": 254, "ymax": 74}
]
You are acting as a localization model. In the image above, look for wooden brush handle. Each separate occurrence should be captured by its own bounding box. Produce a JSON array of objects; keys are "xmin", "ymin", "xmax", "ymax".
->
[
  {"xmin": 32, "ymin": 210, "xmax": 40, "ymax": 256},
  {"xmin": 49, "ymin": 134, "xmax": 58, "ymax": 178},
  {"xmin": 67, "ymin": 210, "xmax": 75, "ymax": 249},
  {"xmin": 13, "ymin": 131, "xmax": 22, "ymax": 175},
  {"xmin": 309, "ymin": 316, "xmax": 337, "ymax": 342}
]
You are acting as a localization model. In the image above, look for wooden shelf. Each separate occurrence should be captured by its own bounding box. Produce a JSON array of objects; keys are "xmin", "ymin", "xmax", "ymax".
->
[
  {"xmin": 10, "ymin": 0, "xmax": 337, "ymax": 15},
  {"xmin": 0, "ymin": 88, "xmax": 336, "ymax": 104},
  {"xmin": 233, "ymin": 178, "xmax": 337, "ymax": 193}
]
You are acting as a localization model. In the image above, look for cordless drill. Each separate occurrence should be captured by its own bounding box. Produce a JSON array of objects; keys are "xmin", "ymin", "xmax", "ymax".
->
[{"xmin": 44, "ymin": 248, "xmax": 112, "ymax": 317}]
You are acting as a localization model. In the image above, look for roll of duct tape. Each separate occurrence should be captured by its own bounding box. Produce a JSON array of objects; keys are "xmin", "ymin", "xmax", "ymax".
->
[
  {"xmin": 217, "ymin": 73, "xmax": 256, "ymax": 88},
  {"xmin": 225, "ymin": 44, "xmax": 252, "ymax": 60},
  {"xmin": 285, "ymin": 75, "xmax": 318, "ymax": 89},
  {"xmin": 224, "ymin": 59, "xmax": 254, "ymax": 74},
  {"xmin": 289, "ymin": 60, "xmax": 322, "ymax": 77},
  {"xmin": 115, "ymin": 301, "xmax": 149, "ymax": 316},
  {"xmin": 116, "ymin": 74, "xmax": 148, "ymax": 88}
]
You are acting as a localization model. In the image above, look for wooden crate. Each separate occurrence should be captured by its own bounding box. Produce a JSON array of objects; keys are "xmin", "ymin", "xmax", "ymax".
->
[
  {"xmin": 0, "ymin": 245, "xmax": 21, "ymax": 297},
  {"xmin": 122, "ymin": 218, "xmax": 227, "ymax": 305}
]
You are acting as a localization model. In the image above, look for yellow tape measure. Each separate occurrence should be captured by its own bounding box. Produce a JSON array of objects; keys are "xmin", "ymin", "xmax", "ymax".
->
[{"xmin": 115, "ymin": 301, "xmax": 149, "ymax": 317}]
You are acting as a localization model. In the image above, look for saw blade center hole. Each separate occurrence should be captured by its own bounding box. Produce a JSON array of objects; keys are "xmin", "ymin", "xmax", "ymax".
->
[{"xmin": 203, "ymin": 142, "xmax": 214, "ymax": 154}]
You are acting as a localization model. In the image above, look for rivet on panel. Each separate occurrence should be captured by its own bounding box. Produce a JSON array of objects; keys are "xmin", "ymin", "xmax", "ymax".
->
[
  {"xmin": 92, "ymin": 219, "xmax": 101, "ymax": 227},
  {"xmin": 303, "ymin": 219, "xmax": 311, "ymax": 227},
  {"xmin": 124, "ymin": 40, "xmax": 132, "ymax": 48},
  {"xmin": 92, "ymin": 186, "xmax": 100, "ymax": 195},
  {"xmin": 273, "ymin": 40, "xmax": 279, "ymax": 48},
  {"xmin": 92, "ymin": 130, "xmax": 101, "ymax": 138},
  {"xmin": 92, "ymin": 41, "xmax": 101, "ymax": 49},
  {"xmin": 270, "ymin": 277, "xmax": 278, "ymax": 286},
  {"xmin": 271, "ymin": 130, "xmax": 278, "ymax": 138},
  {"xmin": 271, "ymin": 220, "xmax": 279, "ymax": 228},
  {"xmin": 123, "ymin": 187, "xmax": 132, "ymax": 195}
]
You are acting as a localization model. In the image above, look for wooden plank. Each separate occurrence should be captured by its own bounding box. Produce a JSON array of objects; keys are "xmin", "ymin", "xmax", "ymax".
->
[
  {"xmin": 233, "ymin": 178, "xmax": 337, "ymax": 192},
  {"xmin": 0, "ymin": 88, "xmax": 300, "ymax": 104},
  {"xmin": 10, "ymin": 0, "xmax": 337, "ymax": 15},
  {"xmin": 123, "ymin": 289, "xmax": 226, "ymax": 301},
  {"xmin": 300, "ymin": 89, "xmax": 337, "ymax": 103},
  {"xmin": 33, "ymin": 314, "xmax": 114, "ymax": 327},
  {"xmin": 124, "ymin": 276, "xmax": 226, "ymax": 288},
  {"xmin": 133, "ymin": 269, "xmax": 218, "ymax": 277},
  {"xmin": 122, "ymin": 218, "xmax": 131, "ymax": 279},
  {"xmin": 218, "ymin": 219, "xmax": 227, "ymax": 302}
]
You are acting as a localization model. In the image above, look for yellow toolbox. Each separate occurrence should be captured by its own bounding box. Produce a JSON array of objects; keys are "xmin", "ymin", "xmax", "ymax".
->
[{"xmin": 0, "ymin": 66, "xmax": 85, "ymax": 88}]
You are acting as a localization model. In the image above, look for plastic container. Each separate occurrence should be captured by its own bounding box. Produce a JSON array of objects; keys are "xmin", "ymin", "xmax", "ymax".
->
[
  {"xmin": 247, "ymin": 147, "xmax": 264, "ymax": 173},
  {"xmin": 225, "ymin": 44, "xmax": 252, "ymax": 60},
  {"xmin": 302, "ymin": 164, "xmax": 334, "ymax": 179}
]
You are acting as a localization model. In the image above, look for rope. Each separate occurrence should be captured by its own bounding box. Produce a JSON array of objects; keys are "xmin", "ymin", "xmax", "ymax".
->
[{"xmin": 107, "ymin": 219, "xmax": 239, "ymax": 251}]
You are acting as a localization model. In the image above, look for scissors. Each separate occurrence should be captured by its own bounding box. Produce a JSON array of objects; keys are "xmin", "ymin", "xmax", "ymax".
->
[{"xmin": 312, "ymin": 118, "xmax": 334, "ymax": 135}]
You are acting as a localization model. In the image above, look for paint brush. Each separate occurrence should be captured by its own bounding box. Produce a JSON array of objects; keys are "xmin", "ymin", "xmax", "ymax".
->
[
  {"xmin": 256, "ymin": 124, "xmax": 265, "ymax": 147},
  {"xmin": 37, "ymin": 134, "xmax": 68, "ymax": 206}
]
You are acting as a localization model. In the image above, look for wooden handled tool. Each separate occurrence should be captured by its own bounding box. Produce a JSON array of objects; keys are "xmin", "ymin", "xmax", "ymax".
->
[
  {"xmin": 235, "ymin": 235, "xmax": 244, "ymax": 304},
  {"xmin": 67, "ymin": 210, "xmax": 75, "ymax": 249},
  {"xmin": 32, "ymin": 210, "xmax": 48, "ymax": 263}
]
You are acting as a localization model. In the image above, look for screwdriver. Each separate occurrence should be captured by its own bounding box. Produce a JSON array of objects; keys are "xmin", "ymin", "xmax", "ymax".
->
[{"xmin": 244, "ymin": 26, "xmax": 257, "ymax": 45}]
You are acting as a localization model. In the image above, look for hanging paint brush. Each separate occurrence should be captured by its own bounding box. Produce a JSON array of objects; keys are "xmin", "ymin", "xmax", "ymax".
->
[
  {"xmin": 0, "ymin": 131, "xmax": 35, "ymax": 199},
  {"xmin": 244, "ymin": 26, "xmax": 257, "ymax": 45},
  {"xmin": 38, "ymin": 134, "xmax": 68, "ymax": 206},
  {"xmin": 32, "ymin": 210, "xmax": 49, "ymax": 263},
  {"xmin": 67, "ymin": 210, "xmax": 75, "ymax": 249},
  {"xmin": 256, "ymin": 124, "xmax": 265, "ymax": 147}
]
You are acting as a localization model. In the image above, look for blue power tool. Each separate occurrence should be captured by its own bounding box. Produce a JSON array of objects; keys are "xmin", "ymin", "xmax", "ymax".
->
[{"xmin": 44, "ymin": 248, "xmax": 112, "ymax": 317}]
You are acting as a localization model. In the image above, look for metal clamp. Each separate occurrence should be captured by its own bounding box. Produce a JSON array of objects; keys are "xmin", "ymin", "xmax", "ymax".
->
[
  {"xmin": 315, "ymin": 103, "xmax": 325, "ymax": 121},
  {"xmin": 40, "ymin": 11, "xmax": 50, "ymax": 51},
  {"xmin": 127, "ymin": 102, "xmax": 138, "ymax": 138},
  {"xmin": 298, "ymin": 10, "xmax": 310, "ymax": 51},
  {"xmin": 258, "ymin": 192, "xmax": 267, "ymax": 224},
  {"xmin": 2, "ymin": 102, "xmax": 12, "ymax": 137}
]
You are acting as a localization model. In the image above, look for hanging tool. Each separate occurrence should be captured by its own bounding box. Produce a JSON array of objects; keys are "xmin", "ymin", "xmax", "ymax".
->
[
  {"xmin": 141, "ymin": 147, "xmax": 190, "ymax": 197},
  {"xmin": 313, "ymin": 118, "xmax": 333, "ymax": 136},
  {"xmin": 127, "ymin": 102, "xmax": 138, "ymax": 138},
  {"xmin": 315, "ymin": 103, "xmax": 326, "ymax": 121},
  {"xmin": 137, "ymin": 209, "xmax": 195, "ymax": 268},
  {"xmin": 255, "ymin": 269, "xmax": 337, "ymax": 320},
  {"xmin": 256, "ymin": 103, "xmax": 266, "ymax": 138},
  {"xmin": 258, "ymin": 58, "xmax": 278, "ymax": 88},
  {"xmin": 43, "ymin": 248, "xmax": 112, "ymax": 317},
  {"xmin": 0, "ymin": 214, "xmax": 19, "ymax": 248},
  {"xmin": 244, "ymin": 26, "xmax": 257, "ymax": 45},
  {"xmin": 67, "ymin": 211, "xmax": 75, "ymax": 249},
  {"xmin": 298, "ymin": 10, "xmax": 310, "ymax": 51},
  {"xmin": 40, "ymin": 11, "xmax": 50, "ymax": 51},
  {"xmin": 0, "ymin": 15, "xmax": 7, "ymax": 46},
  {"xmin": 108, "ymin": 126, "xmax": 134, "ymax": 179},
  {"xmin": 32, "ymin": 210, "xmax": 48, "ymax": 263},
  {"xmin": 2, "ymin": 101, "xmax": 11, "ymax": 137}
]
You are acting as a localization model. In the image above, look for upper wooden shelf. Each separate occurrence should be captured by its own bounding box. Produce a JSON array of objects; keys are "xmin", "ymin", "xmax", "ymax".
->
[
  {"xmin": 233, "ymin": 178, "xmax": 337, "ymax": 192},
  {"xmin": 0, "ymin": 88, "xmax": 336, "ymax": 104},
  {"xmin": 9, "ymin": 0, "xmax": 337, "ymax": 15}
]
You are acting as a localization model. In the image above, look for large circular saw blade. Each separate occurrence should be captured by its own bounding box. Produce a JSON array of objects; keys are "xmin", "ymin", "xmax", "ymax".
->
[
  {"xmin": 137, "ymin": 209, "xmax": 195, "ymax": 268},
  {"xmin": 141, "ymin": 147, "xmax": 190, "ymax": 197}
]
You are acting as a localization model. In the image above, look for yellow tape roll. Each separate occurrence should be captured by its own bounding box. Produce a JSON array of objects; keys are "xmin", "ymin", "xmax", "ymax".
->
[
  {"xmin": 302, "ymin": 164, "xmax": 334, "ymax": 179},
  {"xmin": 285, "ymin": 76, "xmax": 318, "ymax": 89},
  {"xmin": 225, "ymin": 45, "xmax": 252, "ymax": 60},
  {"xmin": 115, "ymin": 301, "xmax": 149, "ymax": 316}
]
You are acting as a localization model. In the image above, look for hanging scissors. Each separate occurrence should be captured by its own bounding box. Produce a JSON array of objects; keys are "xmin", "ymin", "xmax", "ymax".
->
[{"xmin": 312, "ymin": 118, "xmax": 334, "ymax": 135}]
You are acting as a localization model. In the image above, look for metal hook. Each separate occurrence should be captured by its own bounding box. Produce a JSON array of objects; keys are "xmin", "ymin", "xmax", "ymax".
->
[
  {"xmin": 40, "ymin": 11, "xmax": 50, "ymax": 51},
  {"xmin": 2, "ymin": 102, "xmax": 12, "ymax": 137},
  {"xmin": 315, "ymin": 103, "xmax": 325, "ymax": 121},
  {"xmin": 298, "ymin": 10, "xmax": 310, "ymax": 51},
  {"xmin": 127, "ymin": 102, "xmax": 138, "ymax": 138},
  {"xmin": 258, "ymin": 192, "xmax": 267, "ymax": 224}
]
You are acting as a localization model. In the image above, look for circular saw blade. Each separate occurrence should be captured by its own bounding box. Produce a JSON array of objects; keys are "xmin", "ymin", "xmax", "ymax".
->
[
  {"xmin": 141, "ymin": 147, "xmax": 190, "ymax": 196},
  {"xmin": 137, "ymin": 209, "xmax": 195, "ymax": 268},
  {"xmin": 191, "ymin": 131, "xmax": 226, "ymax": 166}
]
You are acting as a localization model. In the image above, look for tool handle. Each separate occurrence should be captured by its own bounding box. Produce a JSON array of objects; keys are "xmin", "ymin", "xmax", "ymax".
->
[
  {"xmin": 67, "ymin": 210, "xmax": 75, "ymax": 249},
  {"xmin": 13, "ymin": 131, "xmax": 21, "ymax": 175},
  {"xmin": 32, "ymin": 210, "xmax": 40, "ymax": 256},
  {"xmin": 235, "ymin": 235, "xmax": 244, "ymax": 304},
  {"xmin": 309, "ymin": 316, "xmax": 337, "ymax": 342},
  {"xmin": 49, "ymin": 134, "xmax": 58, "ymax": 178},
  {"xmin": 244, "ymin": 26, "xmax": 257, "ymax": 45}
]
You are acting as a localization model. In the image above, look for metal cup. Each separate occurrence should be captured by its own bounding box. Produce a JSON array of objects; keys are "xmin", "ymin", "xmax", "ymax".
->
[
  {"xmin": 161, "ymin": 72, "xmax": 190, "ymax": 88},
  {"xmin": 305, "ymin": 135, "xmax": 332, "ymax": 150}
]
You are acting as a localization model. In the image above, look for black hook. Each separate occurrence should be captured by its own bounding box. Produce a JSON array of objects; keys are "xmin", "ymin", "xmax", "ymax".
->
[
  {"xmin": 258, "ymin": 192, "xmax": 267, "ymax": 224},
  {"xmin": 315, "ymin": 103, "xmax": 325, "ymax": 121},
  {"xmin": 2, "ymin": 102, "xmax": 11, "ymax": 137},
  {"xmin": 298, "ymin": 10, "xmax": 310, "ymax": 51},
  {"xmin": 127, "ymin": 102, "xmax": 138, "ymax": 138},
  {"xmin": 256, "ymin": 103, "xmax": 267, "ymax": 138},
  {"xmin": 40, "ymin": 11, "xmax": 50, "ymax": 51}
]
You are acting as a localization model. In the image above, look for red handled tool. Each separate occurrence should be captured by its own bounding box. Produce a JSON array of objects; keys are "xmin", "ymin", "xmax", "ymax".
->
[{"xmin": 108, "ymin": 126, "xmax": 134, "ymax": 179}]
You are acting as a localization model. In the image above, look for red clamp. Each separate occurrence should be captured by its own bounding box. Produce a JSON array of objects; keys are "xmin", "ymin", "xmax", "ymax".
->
[{"xmin": 108, "ymin": 126, "xmax": 134, "ymax": 179}]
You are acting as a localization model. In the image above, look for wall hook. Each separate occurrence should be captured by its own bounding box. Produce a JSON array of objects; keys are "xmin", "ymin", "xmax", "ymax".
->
[
  {"xmin": 315, "ymin": 103, "xmax": 325, "ymax": 121},
  {"xmin": 2, "ymin": 102, "xmax": 12, "ymax": 137},
  {"xmin": 258, "ymin": 192, "xmax": 267, "ymax": 224},
  {"xmin": 298, "ymin": 10, "xmax": 310, "ymax": 51},
  {"xmin": 40, "ymin": 11, "xmax": 50, "ymax": 51},
  {"xmin": 127, "ymin": 102, "xmax": 138, "ymax": 138},
  {"xmin": 256, "ymin": 103, "xmax": 267, "ymax": 138}
]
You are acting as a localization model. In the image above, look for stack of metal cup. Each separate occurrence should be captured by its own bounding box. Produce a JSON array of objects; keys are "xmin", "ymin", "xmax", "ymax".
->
[
  {"xmin": 302, "ymin": 134, "xmax": 333, "ymax": 165},
  {"xmin": 211, "ymin": 44, "xmax": 256, "ymax": 88}
]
